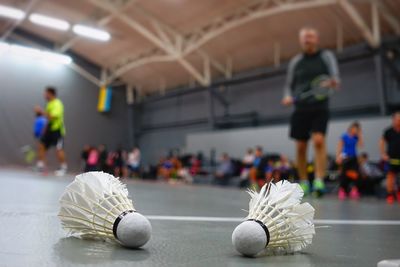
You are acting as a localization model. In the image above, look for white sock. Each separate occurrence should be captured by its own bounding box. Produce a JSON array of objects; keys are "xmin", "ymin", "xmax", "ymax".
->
[
  {"xmin": 61, "ymin": 163, "xmax": 67, "ymax": 170},
  {"xmin": 315, "ymin": 177, "xmax": 323, "ymax": 182},
  {"xmin": 37, "ymin": 161, "xmax": 44, "ymax": 168}
]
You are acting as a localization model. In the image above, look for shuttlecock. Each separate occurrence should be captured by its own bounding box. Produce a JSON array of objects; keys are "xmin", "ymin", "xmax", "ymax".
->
[
  {"xmin": 232, "ymin": 180, "xmax": 315, "ymax": 257},
  {"xmin": 58, "ymin": 171, "xmax": 151, "ymax": 248}
]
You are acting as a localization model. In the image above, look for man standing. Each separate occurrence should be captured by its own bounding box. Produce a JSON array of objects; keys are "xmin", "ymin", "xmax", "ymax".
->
[
  {"xmin": 282, "ymin": 27, "xmax": 340, "ymax": 195},
  {"xmin": 36, "ymin": 87, "xmax": 67, "ymax": 176},
  {"xmin": 380, "ymin": 112, "xmax": 400, "ymax": 204}
]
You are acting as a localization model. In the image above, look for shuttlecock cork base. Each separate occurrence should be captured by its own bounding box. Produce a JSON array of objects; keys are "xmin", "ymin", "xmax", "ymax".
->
[
  {"xmin": 112, "ymin": 210, "xmax": 152, "ymax": 248},
  {"xmin": 232, "ymin": 219, "xmax": 270, "ymax": 257},
  {"xmin": 58, "ymin": 172, "xmax": 152, "ymax": 249},
  {"xmin": 232, "ymin": 180, "xmax": 315, "ymax": 257}
]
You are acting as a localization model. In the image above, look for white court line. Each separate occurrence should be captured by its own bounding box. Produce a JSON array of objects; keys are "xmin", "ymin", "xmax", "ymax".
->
[{"xmin": 147, "ymin": 215, "xmax": 400, "ymax": 225}]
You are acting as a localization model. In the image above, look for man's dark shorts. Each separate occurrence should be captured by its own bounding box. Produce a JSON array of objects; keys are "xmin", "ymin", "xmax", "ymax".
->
[
  {"xmin": 41, "ymin": 129, "xmax": 64, "ymax": 150},
  {"xmin": 290, "ymin": 108, "xmax": 329, "ymax": 141}
]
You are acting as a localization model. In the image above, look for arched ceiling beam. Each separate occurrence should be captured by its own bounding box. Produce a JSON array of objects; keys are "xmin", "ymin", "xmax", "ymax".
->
[{"xmin": 86, "ymin": 0, "xmax": 210, "ymax": 86}]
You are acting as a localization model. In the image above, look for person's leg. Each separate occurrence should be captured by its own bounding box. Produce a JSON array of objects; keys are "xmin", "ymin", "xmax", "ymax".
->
[
  {"xmin": 55, "ymin": 136, "xmax": 67, "ymax": 176},
  {"xmin": 37, "ymin": 142, "xmax": 47, "ymax": 170},
  {"xmin": 296, "ymin": 140, "xmax": 309, "ymax": 193},
  {"xmin": 338, "ymin": 173, "xmax": 348, "ymax": 200},
  {"xmin": 310, "ymin": 109, "xmax": 329, "ymax": 194},
  {"xmin": 312, "ymin": 132, "xmax": 327, "ymax": 180},
  {"xmin": 249, "ymin": 167, "xmax": 258, "ymax": 189},
  {"xmin": 348, "ymin": 158, "xmax": 361, "ymax": 199},
  {"xmin": 114, "ymin": 166, "xmax": 121, "ymax": 177},
  {"xmin": 290, "ymin": 109, "xmax": 311, "ymax": 193},
  {"xmin": 339, "ymin": 159, "xmax": 349, "ymax": 194},
  {"xmin": 312, "ymin": 132, "xmax": 327, "ymax": 193},
  {"xmin": 122, "ymin": 166, "xmax": 128, "ymax": 178},
  {"xmin": 56, "ymin": 149, "xmax": 66, "ymax": 164},
  {"xmin": 386, "ymin": 170, "xmax": 396, "ymax": 204}
]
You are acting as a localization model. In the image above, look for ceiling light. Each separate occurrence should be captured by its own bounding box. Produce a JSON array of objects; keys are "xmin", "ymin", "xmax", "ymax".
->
[
  {"xmin": 0, "ymin": 4, "xmax": 25, "ymax": 20},
  {"xmin": 0, "ymin": 42, "xmax": 72, "ymax": 65},
  {"xmin": 72, "ymin": 24, "xmax": 111, "ymax": 41},
  {"xmin": 29, "ymin": 13, "xmax": 70, "ymax": 31}
]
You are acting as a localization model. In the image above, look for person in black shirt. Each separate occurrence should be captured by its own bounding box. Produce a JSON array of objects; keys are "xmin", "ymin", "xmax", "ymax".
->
[
  {"xmin": 380, "ymin": 112, "xmax": 400, "ymax": 204},
  {"xmin": 282, "ymin": 27, "xmax": 340, "ymax": 196}
]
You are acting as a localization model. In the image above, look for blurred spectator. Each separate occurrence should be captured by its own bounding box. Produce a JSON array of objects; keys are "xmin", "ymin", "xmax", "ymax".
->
[
  {"xmin": 105, "ymin": 151, "xmax": 115, "ymax": 174},
  {"xmin": 359, "ymin": 153, "xmax": 382, "ymax": 179},
  {"xmin": 127, "ymin": 147, "xmax": 141, "ymax": 177},
  {"xmin": 113, "ymin": 149, "xmax": 128, "ymax": 178},
  {"xmin": 336, "ymin": 121, "xmax": 363, "ymax": 200},
  {"xmin": 196, "ymin": 152, "xmax": 204, "ymax": 166},
  {"xmin": 98, "ymin": 144, "xmax": 108, "ymax": 172},
  {"xmin": 240, "ymin": 148, "xmax": 255, "ymax": 180},
  {"xmin": 33, "ymin": 106, "xmax": 47, "ymax": 140},
  {"xmin": 249, "ymin": 146, "xmax": 264, "ymax": 189},
  {"xmin": 264, "ymin": 159, "xmax": 275, "ymax": 184},
  {"xmin": 190, "ymin": 154, "xmax": 202, "ymax": 176},
  {"xmin": 214, "ymin": 153, "xmax": 234, "ymax": 185},
  {"xmin": 80, "ymin": 145, "xmax": 90, "ymax": 172},
  {"xmin": 158, "ymin": 157, "xmax": 174, "ymax": 180},
  {"xmin": 86, "ymin": 146, "xmax": 99, "ymax": 172},
  {"xmin": 177, "ymin": 166, "xmax": 193, "ymax": 184},
  {"xmin": 278, "ymin": 155, "xmax": 292, "ymax": 180},
  {"xmin": 358, "ymin": 152, "xmax": 384, "ymax": 195},
  {"xmin": 158, "ymin": 156, "xmax": 185, "ymax": 182}
]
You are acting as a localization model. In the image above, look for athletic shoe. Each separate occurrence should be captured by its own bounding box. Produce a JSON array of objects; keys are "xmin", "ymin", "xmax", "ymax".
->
[
  {"xmin": 386, "ymin": 194, "xmax": 395, "ymax": 204},
  {"xmin": 349, "ymin": 187, "xmax": 360, "ymax": 200},
  {"xmin": 313, "ymin": 179, "xmax": 325, "ymax": 192},
  {"xmin": 312, "ymin": 179, "xmax": 326, "ymax": 198},
  {"xmin": 33, "ymin": 165, "xmax": 48, "ymax": 176},
  {"xmin": 300, "ymin": 181, "xmax": 310, "ymax": 195},
  {"xmin": 55, "ymin": 168, "xmax": 67, "ymax": 177},
  {"xmin": 338, "ymin": 188, "xmax": 347, "ymax": 200}
]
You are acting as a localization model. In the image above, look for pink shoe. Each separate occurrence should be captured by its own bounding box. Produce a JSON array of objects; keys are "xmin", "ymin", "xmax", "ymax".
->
[
  {"xmin": 349, "ymin": 187, "xmax": 360, "ymax": 200},
  {"xmin": 338, "ymin": 188, "xmax": 347, "ymax": 200}
]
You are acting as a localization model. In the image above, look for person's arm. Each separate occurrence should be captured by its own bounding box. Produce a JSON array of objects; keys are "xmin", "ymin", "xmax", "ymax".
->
[
  {"xmin": 321, "ymin": 50, "xmax": 340, "ymax": 89},
  {"xmin": 282, "ymin": 55, "xmax": 301, "ymax": 106},
  {"xmin": 379, "ymin": 137, "xmax": 389, "ymax": 161},
  {"xmin": 336, "ymin": 139, "xmax": 344, "ymax": 164}
]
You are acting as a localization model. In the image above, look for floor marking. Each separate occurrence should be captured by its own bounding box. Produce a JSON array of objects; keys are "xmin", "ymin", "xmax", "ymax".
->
[
  {"xmin": 147, "ymin": 215, "xmax": 400, "ymax": 225},
  {"xmin": 3, "ymin": 212, "xmax": 400, "ymax": 225}
]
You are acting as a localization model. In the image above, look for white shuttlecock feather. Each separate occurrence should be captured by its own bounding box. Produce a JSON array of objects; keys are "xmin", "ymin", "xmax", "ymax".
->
[
  {"xmin": 58, "ymin": 171, "xmax": 151, "ymax": 248},
  {"xmin": 232, "ymin": 180, "xmax": 315, "ymax": 257}
]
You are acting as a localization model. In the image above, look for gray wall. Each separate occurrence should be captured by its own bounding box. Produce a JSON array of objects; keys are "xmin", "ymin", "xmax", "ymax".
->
[
  {"xmin": 137, "ymin": 55, "xmax": 397, "ymax": 165},
  {"xmin": 0, "ymin": 52, "xmax": 129, "ymax": 170},
  {"xmin": 186, "ymin": 116, "xmax": 391, "ymax": 162}
]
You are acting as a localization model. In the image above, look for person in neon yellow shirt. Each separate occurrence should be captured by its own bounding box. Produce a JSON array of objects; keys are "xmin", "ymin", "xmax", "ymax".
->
[{"xmin": 36, "ymin": 87, "xmax": 67, "ymax": 176}]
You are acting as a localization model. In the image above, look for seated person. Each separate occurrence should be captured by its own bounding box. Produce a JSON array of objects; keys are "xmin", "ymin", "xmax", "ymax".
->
[
  {"xmin": 358, "ymin": 152, "xmax": 384, "ymax": 195},
  {"xmin": 86, "ymin": 146, "xmax": 99, "ymax": 172},
  {"xmin": 214, "ymin": 153, "xmax": 233, "ymax": 185},
  {"xmin": 127, "ymin": 147, "xmax": 141, "ymax": 177},
  {"xmin": 359, "ymin": 153, "xmax": 383, "ymax": 179},
  {"xmin": 249, "ymin": 147, "xmax": 272, "ymax": 189},
  {"xmin": 189, "ymin": 155, "xmax": 201, "ymax": 176},
  {"xmin": 158, "ymin": 157, "xmax": 174, "ymax": 181},
  {"xmin": 240, "ymin": 148, "xmax": 255, "ymax": 180}
]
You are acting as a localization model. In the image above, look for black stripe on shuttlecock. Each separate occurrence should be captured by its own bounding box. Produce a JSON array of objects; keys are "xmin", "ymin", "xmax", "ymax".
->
[
  {"xmin": 113, "ymin": 210, "xmax": 135, "ymax": 240},
  {"xmin": 247, "ymin": 219, "xmax": 270, "ymax": 246}
]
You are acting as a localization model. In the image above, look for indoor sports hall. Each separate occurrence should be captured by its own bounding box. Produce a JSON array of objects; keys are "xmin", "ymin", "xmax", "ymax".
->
[{"xmin": 0, "ymin": 1, "xmax": 399, "ymax": 267}]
